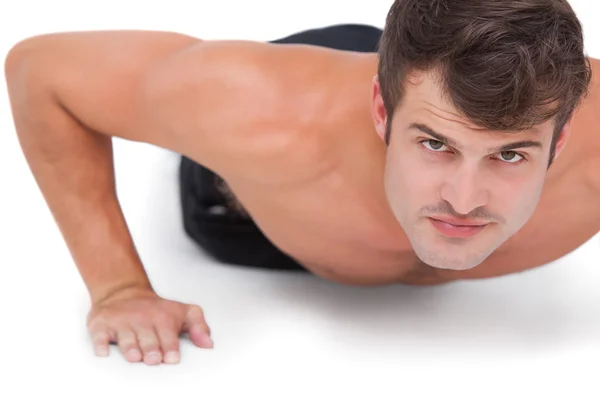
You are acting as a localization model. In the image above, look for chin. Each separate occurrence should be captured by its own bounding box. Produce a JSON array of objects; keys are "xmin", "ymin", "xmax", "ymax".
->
[
  {"xmin": 416, "ymin": 252, "xmax": 488, "ymax": 271},
  {"xmin": 410, "ymin": 238, "xmax": 494, "ymax": 271},
  {"xmin": 404, "ymin": 216, "xmax": 506, "ymax": 271},
  {"xmin": 420, "ymin": 256, "xmax": 483, "ymax": 271}
]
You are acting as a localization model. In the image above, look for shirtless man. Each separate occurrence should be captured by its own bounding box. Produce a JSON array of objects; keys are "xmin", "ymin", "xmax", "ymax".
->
[{"xmin": 5, "ymin": 0, "xmax": 600, "ymax": 366}]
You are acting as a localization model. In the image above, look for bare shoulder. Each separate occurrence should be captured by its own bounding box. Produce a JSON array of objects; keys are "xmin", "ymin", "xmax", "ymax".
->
[
  {"xmin": 5, "ymin": 29, "xmax": 373, "ymax": 185},
  {"xmin": 144, "ymin": 39, "xmax": 372, "ymax": 184},
  {"xmin": 578, "ymin": 58, "xmax": 600, "ymax": 192}
]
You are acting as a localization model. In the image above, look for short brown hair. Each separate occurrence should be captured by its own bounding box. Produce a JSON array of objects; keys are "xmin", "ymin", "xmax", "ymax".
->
[{"xmin": 377, "ymin": 0, "xmax": 593, "ymax": 166}]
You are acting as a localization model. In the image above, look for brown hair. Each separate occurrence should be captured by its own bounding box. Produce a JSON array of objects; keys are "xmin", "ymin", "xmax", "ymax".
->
[{"xmin": 377, "ymin": 0, "xmax": 593, "ymax": 166}]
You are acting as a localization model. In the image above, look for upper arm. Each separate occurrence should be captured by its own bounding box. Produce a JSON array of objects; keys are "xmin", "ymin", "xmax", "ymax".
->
[
  {"xmin": 5, "ymin": 30, "xmax": 292, "ymax": 170},
  {"xmin": 5, "ymin": 29, "xmax": 353, "ymax": 179},
  {"xmin": 5, "ymin": 30, "xmax": 201, "ymax": 143}
]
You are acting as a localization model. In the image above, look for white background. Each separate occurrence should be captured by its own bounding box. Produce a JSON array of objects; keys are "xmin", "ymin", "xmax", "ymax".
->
[{"xmin": 1, "ymin": 1, "xmax": 599, "ymax": 399}]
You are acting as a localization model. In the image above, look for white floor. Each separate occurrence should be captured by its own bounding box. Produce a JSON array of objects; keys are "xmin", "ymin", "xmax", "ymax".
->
[{"xmin": 1, "ymin": 1, "xmax": 599, "ymax": 399}]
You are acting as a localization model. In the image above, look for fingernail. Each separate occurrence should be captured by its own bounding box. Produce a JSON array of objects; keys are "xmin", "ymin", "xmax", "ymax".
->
[
  {"xmin": 127, "ymin": 349, "xmax": 141, "ymax": 360},
  {"xmin": 145, "ymin": 351, "xmax": 161, "ymax": 363},
  {"xmin": 164, "ymin": 351, "xmax": 180, "ymax": 364},
  {"xmin": 204, "ymin": 335, "xmax": 214, "ymax": 348}
]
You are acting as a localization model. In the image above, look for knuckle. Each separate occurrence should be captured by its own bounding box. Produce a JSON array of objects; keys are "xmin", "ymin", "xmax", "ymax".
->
[
  {"xmin": 162, "ymin": 338, "xmax": 178, "ymax": 348},
  {"xmin": 87, "ymin": 319, "xmax": 107, "ymax": 333},
  {"xmin": 129, "ymin": 310, "xmax": 149, "ymax": 324},
  {"xmin": 190, "ymin": 304, "xmax": 204, "ymax": 313},
  {"xmin": 153, "ymin": 312, "xmax": 175, "ymax": 327},
  {"xmin": 116, "ymin": 329, "xmax": 135, "ymax": 342},
  {"xmin": 86, "ymin": 310, "xmax": 105, "ymax": 326},
  {"xmin": 92, "ymin": 330, "xmax": 109, "ymax": 340},
  {"xmin": 119, "ymin": 342, "xmax": 138, "ymax": 352},
  {"xmin": 187, "ymin": 304, "xmax": 205, "ymax": 318},
  {"xmin": 159, "ymin": 328, "xmax": 178, "ymax": 342},
  {"xmin": 88, "ymin": 309, "xmax": 122, "ymax": 329},
  {"xmin": 117, "ymin": 338, "xmax": 134, "ymax": 348},
  {"xmin": 139, "ymin": 341, "xmax": 159, "ymax": 351},
  {"xmin": 128, "ymin": 318, "xmax": 154, "ymax": 332}
]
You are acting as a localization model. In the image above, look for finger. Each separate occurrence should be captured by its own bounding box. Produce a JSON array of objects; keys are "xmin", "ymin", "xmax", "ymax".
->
[
  {"xmin": 155, "ymin": 326, "xmax": 181, "ymax": 364},
  {"xmin": 90, "ymin": 325, "xmax": 111, "ymax": 357},
  {"xmin": 136, "ymin": 327, "xmax": 162, "ymax": 365},
  {"xmin": 184, "ymin": 305, "xmax": 213, "ymax": 348},
  {"xmin": 117, "ymin": 328, "xmax": 142, "ymax": 362}
]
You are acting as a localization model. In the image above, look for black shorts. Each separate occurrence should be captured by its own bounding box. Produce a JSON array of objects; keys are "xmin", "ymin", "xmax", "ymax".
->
[{"xmin": 178, "ymin": 23, "xmax": 382, "ymax": 271}]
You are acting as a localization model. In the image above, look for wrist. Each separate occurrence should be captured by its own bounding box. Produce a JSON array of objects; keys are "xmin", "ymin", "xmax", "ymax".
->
[{"xmin": 90, "ymin": 279, "xmax": 155, "ymax": 306}]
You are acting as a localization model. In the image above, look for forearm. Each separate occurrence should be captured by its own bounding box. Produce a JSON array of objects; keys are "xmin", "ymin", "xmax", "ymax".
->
[{"xmin": 6, "ymin": 48, "xmax": 152, "ymax": 304}]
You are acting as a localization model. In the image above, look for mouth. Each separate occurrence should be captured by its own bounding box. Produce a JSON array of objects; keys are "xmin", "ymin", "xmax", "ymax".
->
[{"xmin": 428, "ymin": 217, "xmax": 489, "ymax": 239}]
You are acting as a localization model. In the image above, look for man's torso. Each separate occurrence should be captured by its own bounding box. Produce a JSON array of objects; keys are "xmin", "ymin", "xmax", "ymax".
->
[{"xmin": 205, "ymin": 53, "xmax": 600, "ymax": 286}]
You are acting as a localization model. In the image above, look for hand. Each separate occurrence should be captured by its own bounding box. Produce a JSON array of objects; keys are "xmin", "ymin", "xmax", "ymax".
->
[{"xmin": 86, "ymin": 286, "xmax": 213, "ymax": 365}]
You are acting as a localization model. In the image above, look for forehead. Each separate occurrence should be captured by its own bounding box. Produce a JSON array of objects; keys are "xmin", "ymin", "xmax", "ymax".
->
[{"xmin": 397, "ymin": 70, "xmax": 554, "ymax": 139}]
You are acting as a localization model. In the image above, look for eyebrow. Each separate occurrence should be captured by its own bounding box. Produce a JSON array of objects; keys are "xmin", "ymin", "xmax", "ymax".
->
[{"xmin": 408, "ymin": 123, "xmax": 544, "ymax": 153}]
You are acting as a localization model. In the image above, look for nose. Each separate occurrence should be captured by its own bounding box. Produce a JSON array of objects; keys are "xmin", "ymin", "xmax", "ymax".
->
[{"xmin": 440, "ymin": 164, "xmax": 489, "ymax": 215}]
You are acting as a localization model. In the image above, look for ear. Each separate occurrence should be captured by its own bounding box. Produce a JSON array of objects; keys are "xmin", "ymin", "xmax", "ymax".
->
[
  {"xmin": 371, "ymin": 75, "xmax": 388, "ymax": 142},
  {"xmin": 552, "ymin": 113, "xmax": 574, "ymax": 161}
]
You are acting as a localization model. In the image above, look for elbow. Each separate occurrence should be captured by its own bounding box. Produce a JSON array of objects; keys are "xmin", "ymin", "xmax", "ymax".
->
[
  {"xmin": 5, "ymin": 38, "xmax": 34, "ymax": 92},
  {"xmin": 5, "ymin": 35, "xmax": 57, "ymax": 112},
  {"xmin": 5, "ymin": 37, "xmax": 49, "ymax": 134},
  {"xmin": 5, "ymin": 35, "xmax": 48, "ymax": 86}
]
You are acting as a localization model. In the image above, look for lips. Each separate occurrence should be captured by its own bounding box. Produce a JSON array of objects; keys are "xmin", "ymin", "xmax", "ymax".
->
[
  {"xmin": 429, "ymin": 217, "xmax": 488, "ymax": 239},
  {"xmin": 431, "ymin": 216, "xmax": 488, "ymax": 227}
]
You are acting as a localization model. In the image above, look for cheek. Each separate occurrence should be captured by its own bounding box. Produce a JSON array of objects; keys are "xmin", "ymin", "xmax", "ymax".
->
[
  {"xmin": 491, "ymin": 171, "xmax": 546, "ymax": 216},
  {"xmin": 388, "ymin": 151, "xmax": 442, "ymax": 203}
]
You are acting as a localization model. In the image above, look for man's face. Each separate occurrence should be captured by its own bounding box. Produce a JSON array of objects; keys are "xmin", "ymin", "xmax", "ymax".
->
[{"xmin": 371, "ymin": 70, "xmax": 571, "ymax": 271}]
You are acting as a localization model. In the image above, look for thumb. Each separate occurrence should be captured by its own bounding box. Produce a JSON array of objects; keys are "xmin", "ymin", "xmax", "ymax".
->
[{"xmin": 183, "ymin": 304, "xmax": 214, "ymax": 348}]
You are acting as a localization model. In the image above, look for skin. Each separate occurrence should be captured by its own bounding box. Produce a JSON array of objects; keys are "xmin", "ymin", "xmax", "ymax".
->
[
  {"xmin": 374, "ymin": 70, "xmax": 574, "ymax": 273},
  {"xmin": 5, "ymin": 30, "xmax": 600, "ymax": 365}
]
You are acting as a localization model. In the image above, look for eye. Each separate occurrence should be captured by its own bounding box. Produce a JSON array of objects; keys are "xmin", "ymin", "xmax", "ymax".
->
[
  {"xmin": 420, "ymin": 139, "xmax": 449, "ymax": 152},
  {"xmin": 495, "ymin": 151, "xmax": 524, "ymax": 164}
]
